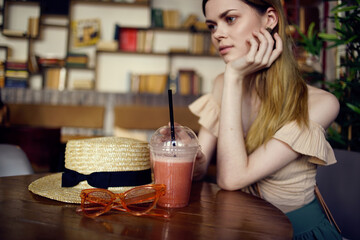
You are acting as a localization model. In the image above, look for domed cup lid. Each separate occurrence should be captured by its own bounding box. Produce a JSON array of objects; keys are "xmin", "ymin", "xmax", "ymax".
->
[{"xmin": 149, "ymin": 125, "xmax": 199, "ymax": 152}]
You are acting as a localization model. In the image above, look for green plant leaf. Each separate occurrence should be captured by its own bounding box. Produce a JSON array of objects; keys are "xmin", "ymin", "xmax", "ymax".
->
[
  {"xmin": 346, "ymin": 103, "xmax": 360, "ymax": 114},
  {"xmin": 307, "ymin": 22, "xmax": 315, "ymax": 39},
  {"xmin": 318, "ymin": 33, "xmax": 338, "ymax": 41},
  {"xmin": 331, "ymin": 5, "xmax": 358, "ymax": 14},
  {"xmin": 344, "ymin": 35, "xmax": 357, "ymax": 44}
]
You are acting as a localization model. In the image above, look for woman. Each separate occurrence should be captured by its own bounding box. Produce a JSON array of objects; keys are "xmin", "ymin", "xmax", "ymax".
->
[{"xmin": 189, "ymin": 0, "xmax": 342, "ymax": 239}]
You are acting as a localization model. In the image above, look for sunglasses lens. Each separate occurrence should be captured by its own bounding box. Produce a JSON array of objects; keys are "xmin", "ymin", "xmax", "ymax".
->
[
  {"xmin": 124, "ymin": 188, "xmax": 157, "ymax": 214},
  {"xmin": 82, "ymin": 191, "xmax": 113, "ymax": 216}
]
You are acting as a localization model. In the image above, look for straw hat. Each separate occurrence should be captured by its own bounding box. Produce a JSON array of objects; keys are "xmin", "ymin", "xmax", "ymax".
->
[{"xmin": 28, "ymin": 136, "xmax": 152, "ymax": 204}]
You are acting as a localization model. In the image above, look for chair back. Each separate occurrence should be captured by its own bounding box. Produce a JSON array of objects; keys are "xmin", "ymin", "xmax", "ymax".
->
[
  {"xmin": 0, "ymin": 144, "xmax": 34, "ymax": 177},
  {"xmin": 316, "ymin": 149, "xmax": 360, "ymax": 240}
]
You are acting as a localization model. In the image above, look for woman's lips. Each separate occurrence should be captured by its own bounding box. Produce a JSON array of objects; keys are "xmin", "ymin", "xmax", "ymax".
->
[{"xmin": 219, "ymin": 45, "xmax": 233, "ymax": 55}]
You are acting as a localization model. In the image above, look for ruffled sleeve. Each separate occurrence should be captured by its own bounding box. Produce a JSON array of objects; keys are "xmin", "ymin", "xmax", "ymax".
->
[
  {"xmin": 273, "ymin": 121, "xmax": 337, "ymax": 166},
  {"xmin": 189, "ymin": 93, "xmax": 220, "ymax": 137}
]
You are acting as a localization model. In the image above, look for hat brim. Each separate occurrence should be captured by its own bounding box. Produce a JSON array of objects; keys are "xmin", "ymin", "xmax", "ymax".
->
[{"xmin": 28, "ymin": 173, "xmax": 138, "ymax": 204}]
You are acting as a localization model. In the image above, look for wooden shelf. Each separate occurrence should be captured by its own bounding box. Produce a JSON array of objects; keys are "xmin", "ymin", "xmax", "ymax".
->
[
  {"xmin": 5, "ymin": 0, "xmax": 39, "ymax": 5},
  {"xmin": 66, "ymin": 66, "xmax": 95, "ymax": 70},
  {"xmin": 41, "ymin": 23, "xmax": 68, "ymax": 28},
  {"xmin": 96, "ymin": 49, "xmax": 168, "ymax": 56},
  {"xmin": 150, "ymin": 27, "xmax": 209, "ymax": 34},
  {"xmin": 169, "ymin": 52, "xmax": 219, "ymax": 58},
  {"xmin": 39, "ymin": 66, "xmax": 95, "ymax": 71},
  {"xmin": 8, "ymin": 103, "xmax": 105, "ymax": 128},
  {"xmin": 1, "ymin": 30, "xmax": 27, "ymax": 38},
  {"xmin": 96, "ymin": 49, "xmax": 218, "ymax": 58},
  {"xmin": 71, "ymin": 0, "xmax": 150, "ymax": 7}
]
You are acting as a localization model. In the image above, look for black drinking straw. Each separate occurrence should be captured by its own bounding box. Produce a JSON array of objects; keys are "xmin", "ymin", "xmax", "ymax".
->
[{"xmin": 168, "ymin": 89, "xmax": 176, "ymax": 146}]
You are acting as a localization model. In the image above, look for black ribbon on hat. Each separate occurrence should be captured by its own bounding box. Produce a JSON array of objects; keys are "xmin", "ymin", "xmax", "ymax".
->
[{"xmin": 61, "ymin": 168, "xmax": 152, "ymax": 189}]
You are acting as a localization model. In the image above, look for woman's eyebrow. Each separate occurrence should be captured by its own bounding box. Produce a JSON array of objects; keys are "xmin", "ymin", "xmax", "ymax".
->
[{"xmin": 205, "ymin": 9, "xmax": 237, "ymax": 24}]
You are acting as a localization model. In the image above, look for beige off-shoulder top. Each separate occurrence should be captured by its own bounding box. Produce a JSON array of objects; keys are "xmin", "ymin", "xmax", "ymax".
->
[{"xmin": 189, "ymin": 94, "xmax": 337, "ymax": 213}]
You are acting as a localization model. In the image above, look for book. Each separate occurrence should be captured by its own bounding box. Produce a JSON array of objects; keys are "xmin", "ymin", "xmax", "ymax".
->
[
  {"xmin": 119, "ymin": 28, "xmax": 137, "ymax": 52},
  {"xmin": 28, "ymin": 54, "xmax": 39, "ymax": 74},
  {"xmin": 190, "ymin": 33, "xmax": 205, "ymax": 54},
  {"xmin": 146, "ymin": 74, "xmax": 168, "ymax": 94},
  {"xmin": 114, "ymin": 24, "xmax": 121, "ymax": 41},
  {"xmin": 66, "ymin": 52, "xmax": 88, "ymax": 68},
  {"xmin": 27, "ymin": 17, "xmax": 39, "ymax": 38},
  {"xmin": 6, "ymin": 60, "xmax": 28, "ymax": 70},
  {"xmin": 5, "ymin": 78, "xmax": 28, "ymax": 88},
  {"xmin": 2, "ymin": 29, "xmax": 26, "ymax": 37},
  {"xmin": 178, "ymin": 69, "xmax": 194, "ymax": 95},
  {"xmin": 45, "ymin": 68, "xmax": 65, "ymax": 90},
  {"xmin": 5, "ymin": 60, "xmax": 29, "ymax": 88},
  {"xmin": 72, "ymin": 79, "xmax": 94, "ymax": 90},
  {"xmin": 130, "ymin": 73, "xmax": 168, "ymax": 94},
  {"xmin": 136, "ymin": 30, "xmax": 146, "ymax": 52},
  {"xmin": 163, "ymin": 10, "xmax": 180, "ymax": 29},
  {"xmin": 5, "ymin": 70, "xmax": 29, "ymax": 78},
  {"xmin": 144, "ymin": 30, "xmax": 154, "ymax": 53},
  {"xmin": 151, "ymin": 8, "xmax": 164, "ymax": 28},
  {"xmin": 194, "ymin": 21, "xmax": 209, "ymax": 31},
  {"xmin": 38, "ymin": 57, "xmax": 65, "ymax": 67},
  {"xmin": 96, "ymin": 40, "xmax": 118, "ymax": 51},
  {"xmin": 72, "ymin": 19, "xmax": 101, "ymax": 47},
  {"xmin": 182, "ymin": 14, "xmax": 198, "ymax": 29},
  {"xmin": 177, "ymin": 69, "xmax": 201, "ymax": 95},
  {"xmin": 0, "ymin": 61, "xmax": 4, "ymax": 88}
]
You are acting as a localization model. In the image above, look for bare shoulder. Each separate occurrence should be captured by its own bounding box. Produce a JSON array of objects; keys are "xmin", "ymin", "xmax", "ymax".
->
[
  {"xmin": 307, "ymin": 85, "xmax": 340, "ymax": 129},
  {"xmin": 212, "ymin": 73, "xmax": 224, "ymax": 105}
]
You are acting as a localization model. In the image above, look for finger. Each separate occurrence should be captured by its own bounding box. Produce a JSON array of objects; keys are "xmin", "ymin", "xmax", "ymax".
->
[
  {"xmin": 175, "ymin": 126, "xmax": 193, "ymax": 143},
  {"xmin": 246, "ymin": 37, "xmax": 259, "ymax": 64},
  {"xmin": 260, "ymin": 28, "xmax": 275, "ymax": 63},
  {"xmin": 159, "ymin": 126, "xmax": 170, "ymax": 135},
  {"xmin": 252, "ymin": 30, "xmax": 268, "ymax": 65},
  {"xmin": 196, "ymin": 150, "xmax": 204, "ymax": 160},
  {"xmin": 267, "ymin": 33, "xmax": 283, "ymax": 67}
]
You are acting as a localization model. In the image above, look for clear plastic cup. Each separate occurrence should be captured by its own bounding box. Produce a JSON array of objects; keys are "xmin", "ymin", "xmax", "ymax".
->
[{"xmin": 149, "ymin": 125, "xmax": 199, "ymax": 208}]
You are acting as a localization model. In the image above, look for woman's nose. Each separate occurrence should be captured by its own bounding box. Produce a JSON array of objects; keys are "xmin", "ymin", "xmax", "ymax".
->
[{"xmin": 213, "ymin": 26, "xmax": 227, "ymax": 40}]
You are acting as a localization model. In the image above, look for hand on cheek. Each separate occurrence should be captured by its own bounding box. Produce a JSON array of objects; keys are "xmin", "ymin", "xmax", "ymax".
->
[{"xmin": 228, "ymin": 28, "xmax": 283, "ymax": 80}]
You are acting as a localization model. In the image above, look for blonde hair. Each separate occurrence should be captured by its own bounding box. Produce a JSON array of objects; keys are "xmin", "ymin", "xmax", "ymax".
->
[{"xmin": 242, "ymin": 0, "xmax": 309, "ymax": 153}]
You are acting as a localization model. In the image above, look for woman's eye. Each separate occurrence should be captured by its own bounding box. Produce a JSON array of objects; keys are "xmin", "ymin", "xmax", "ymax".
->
[
  {"xmin": 207, "ymin": 24, "xmax": 217, "ymax": 32},
  {"xmin": 225, "ymin": 16, "xmax": 236, "ymax": 24}
]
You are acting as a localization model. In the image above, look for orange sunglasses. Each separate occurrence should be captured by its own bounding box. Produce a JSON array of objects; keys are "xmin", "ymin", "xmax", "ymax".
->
[{"xmin": 78, "ymin": 184, "xmax": 170, "ymax": 218}]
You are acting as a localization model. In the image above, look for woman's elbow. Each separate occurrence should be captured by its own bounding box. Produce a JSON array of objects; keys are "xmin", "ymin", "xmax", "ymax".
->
[{"xmin": 217, "ymin": 176, "xmax": 242, "ymax": 191}]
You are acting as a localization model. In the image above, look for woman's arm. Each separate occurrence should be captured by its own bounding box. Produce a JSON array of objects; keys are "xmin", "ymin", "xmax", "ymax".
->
[
  {"xmin": 216, "ymin": 28, "xmax": 288, "ymax": 190},
  {"xmin": 193, "ymin": 126, "xmax": 217, "ymax": 181},
  {"xmin": 193, "ymin": 73, "xmax": 223, "ymax": 181}
]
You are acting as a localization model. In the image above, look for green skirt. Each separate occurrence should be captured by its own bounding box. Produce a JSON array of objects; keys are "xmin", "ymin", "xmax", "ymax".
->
[{"xmin": 285, "ymin": 198, "xmax": 342, "ymax": 240}]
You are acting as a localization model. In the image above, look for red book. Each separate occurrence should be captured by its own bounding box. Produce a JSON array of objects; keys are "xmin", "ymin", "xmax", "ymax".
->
[{"xmin": 119, "ymin": 28, "xmax": 137, "ymax": 52}]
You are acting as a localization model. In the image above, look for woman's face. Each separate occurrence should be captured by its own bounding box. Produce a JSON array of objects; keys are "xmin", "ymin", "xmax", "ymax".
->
[{"xmin": 205, "ymin": 0, "xmax": 268, "ymax": 63}]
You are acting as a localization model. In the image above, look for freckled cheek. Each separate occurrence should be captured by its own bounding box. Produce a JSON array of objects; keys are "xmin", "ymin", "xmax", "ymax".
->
[
  {"xmin": 231, "ymin": 32, "xmax": 252, "ymax": 56},
  {"xmin": 230, "ymin": 43, "xmax": 250, "ymax": 61}
]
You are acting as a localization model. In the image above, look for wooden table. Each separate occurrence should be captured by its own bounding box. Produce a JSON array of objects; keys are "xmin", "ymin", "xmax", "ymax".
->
[{"xmin": 0, "ymin": 174, "xmax": 293, "ymax": 239}]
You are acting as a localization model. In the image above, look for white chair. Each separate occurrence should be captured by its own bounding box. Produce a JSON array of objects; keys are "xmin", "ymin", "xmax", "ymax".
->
[
  {"xmin": 0, "ymin": 144, "xmax": 34, "ymax": 177},
  {"xmin": 316, "ymin": 149, "xmax": 360, "ymax": 240}
]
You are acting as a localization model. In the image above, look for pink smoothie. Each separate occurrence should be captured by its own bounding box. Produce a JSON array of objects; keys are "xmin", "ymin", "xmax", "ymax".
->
[{"xmin": 153, "ymin": 157, "xmax": 195, "ymax": 208}]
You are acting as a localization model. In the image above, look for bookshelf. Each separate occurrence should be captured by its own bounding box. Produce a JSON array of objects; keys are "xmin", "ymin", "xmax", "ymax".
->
[{"xmin": 0, "ymin": 0, "xmax": 224, "ymax": 94}]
